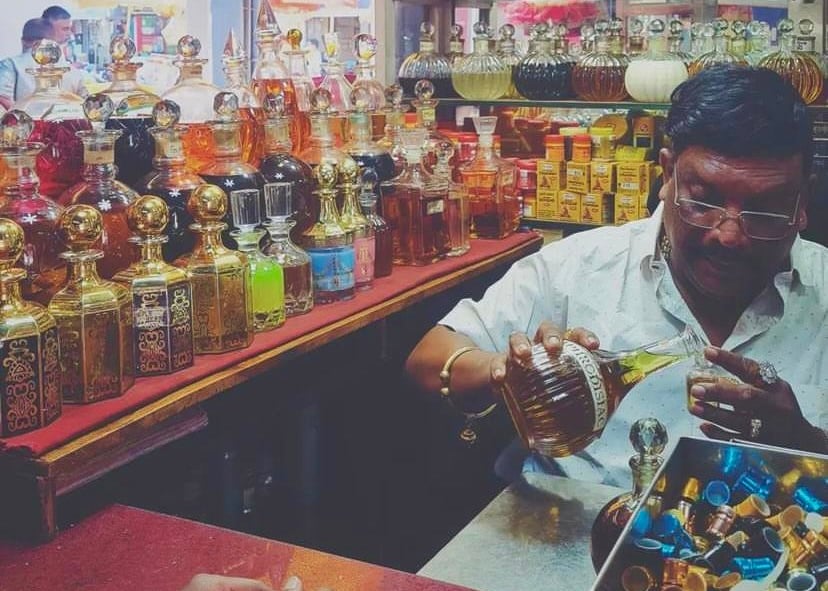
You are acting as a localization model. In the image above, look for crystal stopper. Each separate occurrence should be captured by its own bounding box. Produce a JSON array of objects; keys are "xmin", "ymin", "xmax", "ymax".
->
[
  {"xmin": 0, "ymin": 110, "xmax": 34, "ymax": 147},
  {"xmin": 152, "ymin": 100, "xmax": 181, "ymax": 128},
  {"xmin": 83, "ymin": 93, "xmax": 115, "ymax": 124},
  {"xmin": 350, "ymin": 86, "xmax": 372, "ymax": 112},
  {"xmin": 648, "ymin": 19, "xmax": 665, "ymax": 36},
  {"xmin": 213, "ymin": 92, "xmax": 239, "ymax": 122},
  {"xmin": 450, "ymin": 24, "xmax": 464, "ymax": 40},
  {"xmin": 59, "ymin": 205, "xmax": 103, "ymax": 251},
  {"xmin": 310, "ymin": 88, "xmax": 332, "ymax": 114},
  {"xmin": 713, "ymin": 18, "xmax": 729, "ymax": 34},
  {"xmin": 747, "ymin": 20, "xmax": 763, "ymax": 37},
  {"xmin": 610, "ymin": 17, "xmax": 624, "ymax": 35},
  {"xmin": 315, "ymin": 161, "xmax": 337, "ymax": 190},
  {"xmin": 0, "ymin": 218, "xmax": 25, "ymax": 269},
  {"xmin": 777, "ymin": 18, "xmax": 794, "ymax": 36},
  {"xmin": 110, "ymin": 35, "xmax": 136, "ymax": 64},
  {"xmin": 499, "ymin": 24, "xmax": 515, "ymax": 40},
  {"xmin": 263, "ymin": 92, "xmax": 286, "ymax": 118},
  {"xmin": 177, "ymin": 35, "xmax": 202, "ymax": 59},
  {"xmin": 223, "ymin": 28, "xmax": 245, "ymax": 60},
  {"xmin": 414, "ymin": 79, "xmax": 435, "ymax": 101},
  {"xmin": 669, "ymin": 19, "xmax": 684, "ymax": 37},
  {"xmin": 322, "ymin": 32, "xmax": 340, "ymax": 60},
  {"xmin": 287, "ymin": 28, "xmax": 302, "ymax": 50},
  {"xmin": 187, "ymin": 184, "xmax": 228, "ymax": 223},
  {"xmin": 32, "ymin": 39, "xmax": 62, "ymax": 66},
  {"xmin": 385, "ymin": 84, "xmax": 403, "ymax": 108},
  {"xmin": 128, "ymin": 195, "xmax": 169, "ymax": 236},
  {"xmin": 361, "ymin": 167, "xmax": 379, "ymax": 193},
  {"xmin": 731, "ymin": 20, "xmax": 746, "ymax": 37},
  {"xmin": 595, "ymin": 19, "xmax": 609, "ymax": 36},
  {"xmin": 420, "ymin": 22, "xmax": 436, "ymax": 40},
  {"xmin": 630, "ymin": 18, "xmax": 645, "ymax": 35},
  {"xmin": 630, "ymin": 417, "xmax": 668, "ymax": 458},
  {"xmin": 435, "ymin": 139, "xmax": 454, "ymax": 165},
  {"xmin": 473, "ymin": 21, "xmax": 489, "ymax": 37},
  {"xmin": 355, "ymin": 34, "xmax": 377, "ymax": 61},
  {"xmin": 256, "ymin": 0, "xmax": 281, "ymax": 36},
  {"xmin": 799, "ymin": 19, "xmax": 815, "ymax": 36}
]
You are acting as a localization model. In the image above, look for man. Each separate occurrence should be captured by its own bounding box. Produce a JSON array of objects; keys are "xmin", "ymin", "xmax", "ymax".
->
[
  {"xmin": 406, "ymin": 66, "xmax": 828, "ymax": 486},
  {"xmin": 42, "ymin": 5, "xmax": 74, "ymax": 45}
]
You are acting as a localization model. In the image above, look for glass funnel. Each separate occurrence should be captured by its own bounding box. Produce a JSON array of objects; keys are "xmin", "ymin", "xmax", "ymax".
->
[
  {"xmin": 398, "ymin": 22, "xmax": 453, "ymax": 99},
  {"xmin": 514, "ymin": 23, "xmax": 573, "ymax": 100},
  {"xmin": 452, "ymin": 22, "xmax": 511, "ymax": 100},
  {"xmin": 572, "ymin": 19, "xmax": 629, "ymax": 101},
  {"xmin": 222, "ymin": 28, "xmax": 265, "ymax": 167},
  {"xmin": 625, "ymin": 19, "xmax": 688, "ymax": 103}
]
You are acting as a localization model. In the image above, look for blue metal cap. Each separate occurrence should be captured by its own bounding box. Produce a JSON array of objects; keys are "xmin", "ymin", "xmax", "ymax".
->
[
  {"xmin": 653, "ymin": 512, "xmax": 682, "ymax": 540},
  {"xmin": 730, "ymin": 556, "xmax": 776, "ymax": 580},
  {"xmin": 704, "ymin": 480, "xmax": 731, "ymax": 507},
  {"xmin": 794, "ymin": 485, "xmax": 828, "ymax": 514},
  {"xmin": 734, "ymin": 467, "xmax": 775, "ymax": 500},
  {"xmin": 719, "ymin": 446, "xmax": 746, "ymax": 483},
  {"xmin": 629, "ymin": 509, "xmax": 652, "ymax": 539}
]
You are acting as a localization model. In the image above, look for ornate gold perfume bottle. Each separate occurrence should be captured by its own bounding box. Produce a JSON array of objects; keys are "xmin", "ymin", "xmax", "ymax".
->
[
  {"xmin": 113, "ymin": 195, "xmax": 195, "ymax": 376},
  {"xmin": 175, "ymin": 184, "xmax": 253, "ymax": 354},
  {"xmin": 49, "ymin": 205, "xmax": 134, "ymax": 403},
  {"xmin": 0, "ymin": 218, "xmax": 61, "ymax": 437}
]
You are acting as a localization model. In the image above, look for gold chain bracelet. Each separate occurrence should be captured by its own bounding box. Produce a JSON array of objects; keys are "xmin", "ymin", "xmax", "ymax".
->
[{"xmin": 439, "ymin": 346, "xmax": 499, "ymax": 444}]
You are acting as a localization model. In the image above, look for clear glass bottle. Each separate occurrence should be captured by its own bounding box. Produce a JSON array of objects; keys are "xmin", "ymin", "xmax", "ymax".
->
[
  {"xmin": 139, "ymin": 100, "xmax": 205, "ymax": 262},
  {"xmin": 452, "ymin": 22, "xmax": 512, "ymax": 100},
  {"xmin": 497, "ymin": 24, "xmax": 524, "ymax": 99},
  {"xmin": 380, "ymin": 128, "xmax": 450, "ymax": 265},
  {"xmin": 590, "ymin": 418, "xmax": 668, "ymax": 571},
  {"xmin": 222, "ymin": 28, "xmax": 265, "ymax": 167},
  {"xmin": 0, "ymin": 111, "xmax": 65, "ymax": 306},
  {"xmin": 501, "ymin": 326, "xmax": 703, "ymax": 458},
  {"xmin": 62, "ymin": 94, "xmax": 140, "ymax": 280},
  {"xmin": 434, "ymin": 139, "xmax": 470, "ymax": 257},
  {"xmin": 174, "ymin": 184, "xmax": 254, "ymax": 354},
  {"xmin": 398, "ymin": 22, "xmax": 453, "ymax": 99},
  {"xmin": 300, "ymin": 162, "xmax": 355, "ymax": 303},
  {"xmin": 688, "ymin": 19, "xmax": 748, "ymax": 76},
  {"xmin": 358, "ymin": 168, "xmax": 392, "ymax": 279},
  {"xmin": 411, "ymin": 80, "xmax": 450, "ymax": 173},
  {"xmin": 745, "ymin": 21, "xmax": 771, "ymax": 66},
  {"xmin": 573, "ymin": 19, "xmax": 630, "ymax": 101},
  {"xmin": 552, "ymin": 24, "xmax": 578, "ymax": 68},
  {"xmin": 345, "ymin": 87, "xmax": 396, "ymax": 185},
  {"xmin": 459, "ymin": 116, "xmax": 519, "ymax": 240},
  {"xmin": 319, "ymin": 32, "xmax": 353, "ymax": 119},
  {"xmin": 49, "ymin": 204, "xmax": 134, "ymax": 403},
  {"xmin": 338, "ymin": 158, "xmax": 374, "ymax": 291},
  {"xmin": 626, "ymin": 18, "xmax": 646, "ymax": 58},
  {"xmin": 447, "ymin": 24, "xmax": 466, "ymax": 69},
  {"xmin": 759, "ymin": 18, "xmax": 824, "ymax": 105},
  {"xmin": 113, "ymin": 195, "xmax": 195, "ymax": 376},
  {"xmin": 514, "ymin": 23, "xmax": 574, "ymax": 100},
  {"xmin": 284, "ymin": 29, "xmax": 315, "ymax": 115},
  {"xmin": 690, "ymin": 22, "xmax": 708, "ymax": 58},
  {"xmin": 16, "ymin": 40, "xmax": 91, "ymax": 202},
  {"xmin": 794, "ymin": 18, "xmax": 827, "ymax": 80},
  {"xmin": 377, "ymin": 85, "xmax": 407, "ymax": 179},
  {"xmin": 352, "ymin": 33, "xmax": 386, "ymax": 113},
  {"xmin": 102, "ymin": 35, "xmax": 159, "ymax": 189},
  {"xmin": 229, "ymin": 187, "xmax": 284, "ymax": 332},
  {"xmin": 729, "ymin": 20, "xmax": 748, "ymax": 59},
  {"xmin": 161, "ymin": 35, "xmax": 221, "ymax": 174},
  {"xmin": 0, "ymin": 218, "xmax": 61, "ymax": 437},
  {"xmin": 625, "ymin": 19, "xmax": 689, "ymax": 103},
  {"xmin": 261, "ymin": 182, "xmax": 313, "ymax": 317},
  {"xmin": 668, "ymin": 19, "xmax": 694, "ymax": 67}
]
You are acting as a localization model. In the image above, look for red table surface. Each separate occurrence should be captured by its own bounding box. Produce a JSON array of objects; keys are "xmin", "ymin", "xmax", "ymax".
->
[
  {"xmin": 0, "ymin": 232, "xmax": 541, "ymax": 458},
  {"xmin": 0, "ymin": 504, "xmax": 474, "ymax": 591}
]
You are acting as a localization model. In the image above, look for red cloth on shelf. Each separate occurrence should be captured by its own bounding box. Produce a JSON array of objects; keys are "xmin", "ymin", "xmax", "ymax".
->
[{"xmin": 0, "ymin": 232, "xmax": 541, "ymax": 458}]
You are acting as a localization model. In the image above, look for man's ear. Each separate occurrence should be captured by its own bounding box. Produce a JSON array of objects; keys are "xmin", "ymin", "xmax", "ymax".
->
[
  {"xmin": 797, "ymin": 173, "xmax": 815, "ymax": 231},
  {"xmin": 658, "ymin": 148, "xmax": 676, "ymax": 203}
]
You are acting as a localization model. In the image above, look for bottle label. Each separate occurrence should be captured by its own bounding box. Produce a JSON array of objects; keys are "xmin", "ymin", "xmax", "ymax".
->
[
  {"xmin": 83, "ymin": 146, "xmax": 115, "ymax": 165},
  {"xmin": 353, "ymin": 236, "xmax": 375, "ymax": 284},
  {"xmin": 307, "ymin": 246, "xmax": 355, "ymax": 292},
  {"xmin": 561, "ymin": 341, "xmax": 609, "ymax": 432},
  {"xmin": 419, "ymin": 107, "xmax": 436, "ymax": 126},
  {"xmin": 426, "ymin": 199, "xmax": 445, "ymax": 215}
]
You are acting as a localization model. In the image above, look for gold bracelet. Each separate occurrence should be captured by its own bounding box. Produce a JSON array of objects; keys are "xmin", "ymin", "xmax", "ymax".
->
[{"xmin": 439, "ymin": 347, "xmax": 499, "ymax": 444}]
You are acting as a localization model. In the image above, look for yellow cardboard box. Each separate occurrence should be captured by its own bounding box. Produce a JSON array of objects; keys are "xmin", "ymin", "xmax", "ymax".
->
[
  {"xmin": 590, "ymin": 161, "xmax": 617, "ymax": 193},
  {"xmin": 580, "ymin": 192, "xmax": 613, "ymax": 225},
  {"xmin": 617, "ymin": 162, "xmax": 655, "ymax": 196},
  {"xmin": 614, "ymin": 193, "xmax": 639, "ymax": 225},
  {"xmin": 536, "ymin": 190, "xmax": 559, "ymax": 221},
  {"xmin": 537, "ymin": 160, "xmax": 566, "ymax": 192},
  {"xmin": 566, "ymin": 162, "xmax": 591, "ymax": 194},
  {"xmin": 558, "ymin": 191, "xmax": 581, "ymax": 222}
]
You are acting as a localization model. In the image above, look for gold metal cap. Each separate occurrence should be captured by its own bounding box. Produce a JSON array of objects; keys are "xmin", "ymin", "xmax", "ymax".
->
[
  {"xmin": 713, "ymin": 572, "xmax": 741, "ymax": 590},
  {"xmin": 662, "ymin": 558, "xmax": 689, "ymax": 586},
  {"xmin": 58, "ymin": 205, "xmax": 103, "ymax": 250},
  {"xmin": 685, "ymin": 570, "xmax": 708, "ymax": 591},
  {"xmin": 681, "ymin": 477, "xmax": 701, "ymax": 502},
  {"xmin": 0, "ymin": 218, "xmax": 25, "ymax": 269},
  {"xmin": 768, "ymin": 505, "xmax": 806, "ymax": 530},
  {"xmin": 339, "ymin": 158, "xmax": 359, "ymax": 185},
  {"xmin": 316, "ymin": 161, "xmax": 337, "ymax": 190},
  {"xmin": 128, "ymin": 196, "xmax": 169, "ymax": 236},
  {"xmin": 734, "ymin": 494, "xmax": 771, "ymax": 518},
  {"xmin": 621, "ymin": 565, "xmax": 655, "ymax": 591},
  {"xmin": 287, "ymin": 29, "xmax": 302, "ymax": 49},
  {"xmin": 187, "ymin": 184, "xmax": 227, "ymax": 222}
]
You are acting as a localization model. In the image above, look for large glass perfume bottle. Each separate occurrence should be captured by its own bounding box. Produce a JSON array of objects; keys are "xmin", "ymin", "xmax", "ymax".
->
[
  {"xmin": 319, "ymin": 32, "xmax": 353, "ymax": 116},
  {"xmin": 688, "ymin": 19, "xmax": 748, "ymax": 76},
  {"xmin": 175, "ymin": 184, "xmax": 253, "ymax": 353},
  {"xmin": 758, "ymin": 19, "xmax": 823, "ymax": 105},
  {"xmin": 301, "ymin": 163, "xmax": 355, "ymax": 303},
  {"xmin": 590, "ymin": 418, "xmax": 668, "ymax": 571},
  {"xmin": 459, "ymin": 116, "xmax": 519, "ymax": 240},
  {"xmin": 668, "ymin": 19, "xmax": 694, "ymax": 67},
  {"xmin": 398, "ymin": 22, "xmax": 453, "ymax": 98},
  {"xmin": 62, "ymin": 94, "xmax": 140, "ymax": 280},
  {"xmin": 284, "ymin": 29, "xmax": 315, "ymax": 114},
  {"xmin": 0, "ymin": 218, "xmax": 61, "ymax": 437},
  {"xmin": 377, "ymin": 85, "xmax": 406, "ymax": 179},
  {"xmin": 113, "ymin": 195, "xmax": 195, "ymax": 376},
  {"xmin": 49, "ymin": 204, "xmax": 134, "ymax": 403},
  {"xmin": 496, "ymin": 24, "xmax": 524, "ymax": 99},
  {"xmin": 514, "ymin": 23, "xmax": 573, "ymax": 100},
  {"xmin": 298, "ymin": 89, "xmax": 356, "ymax": 180},
  {"xmin": 745, "ymin": 21, "xmax": 771, "ymax": 66},
  {"xmin": 102, "ymin": 35, "xmax": 159, "ymax": 188},
  {"xmin": 161, "ymin": 35, "xmax": 221, "ymax": 174},
  {"xmin": 572, "ymin": 19, "xmax": 630, "ymax": 101},
  {"xmin": 380, "ymin": 128, "xmax": 451, "ymax": 266},
  {"xmin": 0, "ymin": 111, "xmax": 65, "ymax": 305},
  {"xmin": 434, "ymin": 140, "xmax": 470, "ymax": 257},
  {"xmin": 261, "ymin": 182, "xmax": 313, "ymax": 317},
  {"xmin": 338, "ymin": 159, "xmax": 374, "ymax": 291},
  {"xmin": 411, "ymin": 80, "xmax": 450, "ymax": 173},
  {"xmin": 16, "ymin": 40, "xmax": 91, "ymax": 202},
  {"xmin": 222, "ymin": 28, "xmax": 265, "ymax": 167},
  {"xmin": 346, "ymin": 87, "xmax": 398, "ymax": 185},
  {"xmin": 625, "ymin": 19, "xmax": 689, "ymax": 103},
  {"xmin": 358, "ymin": 168, "xmax": 392, "ymax": 279},
  {"xmin": 452, "ymin": 22, "xmax": 512, "ymax": 100},
  {"xmin": 501, "ymin": 326, "xmax": 703, "ymax": 458},
  {"xmin": 139, "ymin": 100, "xmax": 205, "ymax": 262},
  {"xmin": 351, "ymin": 34, "xmax": 386, "ymax": 113}
]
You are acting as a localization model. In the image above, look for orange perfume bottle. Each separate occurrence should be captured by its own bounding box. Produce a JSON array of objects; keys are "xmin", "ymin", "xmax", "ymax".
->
[{"xmin": 221, "ymin": 28, "xmax": 265, "ymax": 166}]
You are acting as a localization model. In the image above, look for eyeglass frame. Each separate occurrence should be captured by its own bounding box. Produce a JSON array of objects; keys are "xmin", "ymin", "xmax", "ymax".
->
[{"xmin": 672, "ymin": 159, "xmax": 802, "ymax": 241}]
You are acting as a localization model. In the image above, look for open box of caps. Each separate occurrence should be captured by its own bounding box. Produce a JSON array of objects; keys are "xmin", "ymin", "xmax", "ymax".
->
[{"xmin": 591, "ymin": 437, "xmax": 827, "ymax": 591}]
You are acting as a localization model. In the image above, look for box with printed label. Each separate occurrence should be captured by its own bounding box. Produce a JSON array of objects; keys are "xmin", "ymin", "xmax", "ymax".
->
[
  {"xmin": 537, "ymin": 160, "xmax": 566, "ymax": 191},
  {"xmin": 616, "ymin": 162, "xmax": 654, "ymax": 195},
  {"xmin": 614, "ymin": 193, "xmax": 639, "ymax": 225},
  {"xmin": 566, "ymin": 162, "xmax": 591, "ymax": 193},
  {"xmin": 590, "ymin": 161, "xmax": 617, "ymax": 193},
  {"xmin": 535, "ymin": 190, "xmax": 559, "ymax": 220},
  {"xmin": 580, "ymin": 192, "xmax": 613, "ymax": 225},
  {"xmin": 558, "ymin": 191, "xmax": 581, "ymax": 222}
]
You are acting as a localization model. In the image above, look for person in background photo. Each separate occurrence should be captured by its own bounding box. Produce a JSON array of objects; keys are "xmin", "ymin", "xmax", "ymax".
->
[
  {"xmin": 41, "ymin": 5, "xmax": 74, "ymax": 45},
  {"xmin": 0, "ymin": 18, "xmax": 51, "ymax": 109}
]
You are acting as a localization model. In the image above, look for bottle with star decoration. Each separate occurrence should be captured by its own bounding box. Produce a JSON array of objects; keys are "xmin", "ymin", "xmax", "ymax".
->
[
  {"xmin": 0, "ymin": 110, "xmax": 66, "ymax": 305},
  {"xmin": 221, "ymin": 28, "xmax": 266, "ymax": 166},
  {"xmin": 60, "ymin": 94, "xmax": 140, "ymax": 280},
  {"xmin": 138, "ymin": 100, "xmax": 205, "ymax": 261}
]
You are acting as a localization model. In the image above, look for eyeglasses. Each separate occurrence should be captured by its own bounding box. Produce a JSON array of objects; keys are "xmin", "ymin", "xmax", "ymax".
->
[{"xmin": 672, "ymin": 162, "xmax": 801, "ymax": 241}]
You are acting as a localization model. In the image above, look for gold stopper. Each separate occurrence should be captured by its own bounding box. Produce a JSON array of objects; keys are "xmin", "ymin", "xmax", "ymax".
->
[
  {"xmin": 733, "ymin": 494, "xmax": 771, "ymax": 518},
  {"xmin": 187, "ymin": 184, "xmax": 227, "ymax": 222},
  {"xmin": 316, "ymin": 161, "xmax": 337, "ymax": 190},
  {"xmin": 128, "ymin": 196, "xmax": 169, "ymax": 236},
  {"xmin": 339, "ymin": 158, "xmax": 359, "ymax": 186},
  {"xmin": 58, "ymin": 205, "xmax": 103, "ymax": 251},
  {"xmin": 724, "ymin": 530, "xmax": 748, "ymax": 550},
  {"xmin": 32, "ymin": 39, "xmax": 62, "ymax": 66},
  {"xmin": 621, "ymin": 565, "xmax": 656, "ymax": 591},
  {"xmin": 685, "ymin": 570, "xmax": 708, "ymax": 591},
  {"xmin": 0, "ymin": 218, "xmax": 25, "ymax": 270},
  {"xmin": 109, "ymin": 35, "xmax": 136, "ymax": 64},
  {"xmin": 287, "ymin": 28, "xmax": 302, "ymax": 49},
  {"xmin": 681, "ymin": 477, "xmax": 701, "ymax": 502},
  {"xmin": 713, "ymin": 572, "xmax": 741, "ymax": 590},
  {"xmin": 662, "ymin": 558, "xmax": 689, "ymax": 586}
]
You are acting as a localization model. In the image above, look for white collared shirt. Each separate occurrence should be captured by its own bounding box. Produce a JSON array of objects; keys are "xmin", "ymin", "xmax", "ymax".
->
[
  {"xmin": 0, "ymin": 51, "xmax": 86, "ymax": 104},
  {"xmin": 440, "ymin": 206, "xmax": 828, "ymax": 486}
]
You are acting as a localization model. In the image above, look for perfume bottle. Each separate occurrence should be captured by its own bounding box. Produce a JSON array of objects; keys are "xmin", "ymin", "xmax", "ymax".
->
[
  {"xmin": 398, "ymin": 22, "xmax": 453, "ymax": 98},
  {"xmin": 668, "ymin": 19, "xmax": 694, "ymax": 67},
  {"xmin": 625, "ymin": 19, "xmax": 689, "ymax": 103},
  {"xmin": 16, "ymin": 40, "xmax": 91, "ymax": 202},
  {"xmin": 459, "ymin": 116, "xmax": 519, "ymax": 240},
  {"xmin": 199, "ymin": 92, "xmax": 266, "ymax": 243},
  {"xmin": 376, "ymin": 85, "xmax": 407, "ymax": 178},
  {"xmin": 434, "ymin": 139, "xmax": 470, "ymax": 257},
  {"xmin": 259, "ymin": 92, "xmax": 315, "ymax": 243},
  {"xmin": 411, "ymin": 79, "xmax": 450, "ymax": 173},
  {"xmin": 284, "ymin": 29, "xmax": 315, "ymax": 114},
  {"xmin": 261, "ymin": 181, "xmax": 313, "ymax": 317},
  {"xmin": 590, "ymin": 418, "xmax": 668, "ymax": 571},
  {"xmin": 61, "ymin": 94, "xmax": 140, "ymax": 280},
  {"xmin": 102, "ymin": 35, "xmax": 159, "ymax": 188},
  {"xmin": 793, "ymin": 19, "xmax": 827, "ymax": 85},
  {"xmin": 0, "ymin": 110, "xmax": 65, "ymax": 305},
  {"xmin": 161, "ymin": 35, "xmax": 221, "ymax": 174},
  {"xmin": 139, "ymin": 100, "xmax": 205, "ymax": 261},
  {"xmin": 298, "ymin": 88, "xmax": 357, "ymax": 191},
  {"xmin": 552, "ymin": 23, "xmax": 578, "ymax": 68},
  {"xmin": 380, "ymin": 128, "xmax": 451, "ymax": 265},
  {"xmin": 338, "ymin": 159, "xmax": 374, "ymax": 291},
  {"xmin": 447, "ymin": 24, "xmax": 466, "ymax": 69},
  {"xmin": 174, "ymin": 184, "xmax": 254, "ymax": 353},
  {"xmin": 452, "ymin": 22, "xmax": 512, "ymax": 100},
  {"xmin": 112, "ymin": 195, "xmax": 195, "ymax": 376},
  {"xmin": 0, "ymin": 218, "xmax": 61, "ymax": 437},
  {"xmin": 49, "ymin": 204, "xmax": 135, "ymax": 403},
  {"xmin": 318, "ymin": 32, "xmax": 352, "ymax": 147},
  {"xmin": 346, "ymin": 87, "xmax": 396, "ymax": 184},
  {"xmin": 627, "ymin": 18, "xmax": 646, "ymax": 57},
  {"xmin": 572, "ymin": 19, "xmax": 630, "ymax": 101},
  {"xmin": 222, "ymin": 28, "xmax": 265, "ymax": 167},
  {"xmin": 514, "ymin": 23, "xmax": 573, "ymax": 100},
  {"xmin": 352, "ymin": 34, "xmax": 386, "ymax": 112},
  {"xmin": 729, "ymin": 20, "xmax": 748, "ymax": 59},
  {"xmin": 358, "ymin": 168, "xmax": 392, "ymax": 279},
  {"xmin": 745, "ymin": 21, "xmax": 771, "ymax": 66},
  {"xmin": 496, "ymin": 24, "xmax": 524, "ymax": 99},
  {"xmin": 758, "ymin": 19, "xmax": 823, "ymax": 105},
  {"xmin": 688, "ymin": 19, "xmax": 748, "ymax": 76}
]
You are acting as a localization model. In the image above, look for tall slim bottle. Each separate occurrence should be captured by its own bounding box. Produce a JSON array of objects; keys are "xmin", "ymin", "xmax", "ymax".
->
[
  {"xmin": 434, "ymin": 139, "xmax": 470, "ymax": 257},
  {"xmin": 376, "ymin": 85, "xmax": 407, "ymax": 179},
  {"xmin": 49, "ymin": 205, "xmax": 134, "ymax": 403},
  {"xmin": 351, "ymin": 33, "xmax": 386, "ymax": 138},
  {"xmin": 338, "ymin": 159, "xmax": 374, "ymax": 291},
  {"xmin": 358, "ymin": 168, "xmax": 393, "ymax": 279},
  {"xmin": 221, "ymin": 28, "xmax": 265, "ymax": 166},
  {"xmin": 283, "ymin": 29, "xmax": 315, "ymax": 114},
  {"xmin": 113, "ymin": 195, "xmax": 195, "ymax": 376},
  {"xmin": 345, "ymin": 87, "xmax": 396, "ymax": 184}
]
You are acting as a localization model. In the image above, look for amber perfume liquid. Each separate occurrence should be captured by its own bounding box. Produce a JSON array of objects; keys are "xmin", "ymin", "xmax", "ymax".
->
[
  {"xmin": 382, "ymin": 187, "xmax": 450, "ymax": 265},
  {"xmin": 283, "ymin": 263, "xmax": 313, "ymax": 316},
  {"xmin": 31, "ymin": 119, "xmax": 91, "ymax": 202},
  {"xmin": 182, "ymin": 122, "xmax": 216, "ymax": 173},
  {"xmin": 239, "ymin": 107, "xmax": 265, "ymax": 166},
  {"xmin": 572, "ymin": 65, "xmax": 628, "ymax": 101},
  {"xmin": 108, "ymin": 117, "xmax": 155, "ymax": 188},
  {"xmin": 373, "ymin": 226, "xmax": 393, "ymax": 278},
  {"xmin": 252, "ymin": 79, "xmax": 307, "ymax": 152}
]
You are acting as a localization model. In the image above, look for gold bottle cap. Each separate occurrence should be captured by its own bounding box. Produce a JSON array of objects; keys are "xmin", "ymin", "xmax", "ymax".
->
[
  {"xmin": 128, "ymin": 195, "xmax": 169, "ymax": 237},
  {"xmin": 724, "ymin": 530, "xmax": 748, "ymax": 549},
  {"xmin": 187, "ymin": 185, "xmax": 227, "ymax": 223},
  {"xmin": 109, "ymin": 34, "xmax": 136, "ymax": 64},
  {"xmin": 713, "ymin": 572, "xmax": 741, "ymax": 590},
  {"xmin": 685, "ymin": 570, "xmax": 708, "ymax": 591},
  {"xmin": 662, "ymin": 558, "xmax": 689, "ymax": 585},
  {"xmin": 31, "ymin": 39, "xmax": 63, "ymax": 67},
  {"xmin": 734, "ymin": 494, "xmax": 771, "ymax": 518},
  {"xmin": 58, "ymin": 205, "xmax": 103, "ymax": 251},
  {"xmin": 707, "ymin": 505, "xmax": 736, "ymax": 539},
  {"xmin": 769, "ymin": 505, "xmax": 806, "ymax": 530},
  {"xmin": 621, "ymin": 565, "xmax": 656, "ymax": 591},
  {"xmin": 316, "ymin": 161, "xmax": 338, "ymax": 190},
  {"xmin": 681, "ymin": 477, "xmax": 701, "ymax": 502},
  {"xmin": 287, "ymin": 29, "xmax": 303, "ymax": 50},
  {"xmin": 339, "ymin": 158, "xmax": 359, "ymax": 186},
  {"xmin": 0, "ymin": 218, "xmax": 25, "ymax": 272}
]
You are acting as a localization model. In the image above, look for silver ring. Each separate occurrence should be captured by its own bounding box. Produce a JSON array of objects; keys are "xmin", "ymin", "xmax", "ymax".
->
[
  {"xmin": 757, "ymin": 362, "xmax": 779, "ymax": 387},
  {"xmin": 749, "ymin": 418, "xmax": 763, "ymax": 440}
]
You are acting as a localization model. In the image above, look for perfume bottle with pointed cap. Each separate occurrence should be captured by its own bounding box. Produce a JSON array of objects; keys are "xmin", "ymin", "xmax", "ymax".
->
[
  {"xmin": 284, "ymin": 29, "xmax": 315, "ymax": 114},
  {"xmin": 0, "ymin": 218, "xmax": 61, "ymax": 437},
  {"xmin": 174, "ymin": 184, "xmax": 253, "ymax": 353},
  {"xmin": 113, "ymin": 195, "xmax": 195, "ymax": 376},
  {"xmin": 352, "ymin": 33, "xmax": 386, "ymax": 113},
  {"xmin": 102, "ymin": 35, "xmax": 159, "ymax": 187},
  {"xmin": 221, "ymin": 28, "xmax": 265, "ymax": 166},
  {"xmin": 338, "ymin": 158, "xmax": 374, "ymax": 291},
  {"xmin": 345, "ymin": 87, "xmax": 396, "ymax": 184},
  {"xmin": 61, "ymin": 93, "xmax": 140, "ymax": 279},
  {"xmin": 377, "ymin": 85, "xmax": 406, "ymax": 178},
  {"xmin": 358, "ymin": 168, "xmax": 392, "ymax": 279},
  {"xmin": 398, "ymin": 22, "xmax": 453, "ymax": 98},
  {"xmin": 49, "ymin": 204, "xmax": 135, "ymax": 403},
  {"xmin": 0, "ymin": 110, "xmax": 66, "ymax": 305}
]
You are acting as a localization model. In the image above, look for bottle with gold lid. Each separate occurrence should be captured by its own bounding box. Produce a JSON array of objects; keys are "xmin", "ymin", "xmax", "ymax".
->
[
  {"xmin": 451, "ymin": 22, "xmax": 512, "ymax": 100},
  {"xmin": 283, "ymin": 29, "xmax": 315, "ymax": 115},
  {"xmin": 221, "ymin": 29, "xmax": 265, "ymax": 167},
  {"xmin": 174, "ymin": 184, "xmax": 253, "ymax": 354},
  {"xmin": 398, "ymin": 22, "xmax": 453, "ymax": 99},
  {"xmin": 338, "ymin": 158, "xmax": 374, "ymax": 291},
  {"xmin": 112, "ymin": 195, "xmax": 194, "ymax": 376},
  {"xmin": 688, "ymin": 19, "xmax": 748, "ymax": 76},
  {"xmin": 49, "ymin": 204, "xmax": 134, "ymax": 403},
  {"xmin": 759, "ymin": 18, "xmax": 824, "ymax": 105},
  {"xmin": 0, "ymin": 218, "xmax": 61, "ymax": 437},
  {"xmin": 572, "ymin": 19, "xmax": 629, "ymax": 101}
]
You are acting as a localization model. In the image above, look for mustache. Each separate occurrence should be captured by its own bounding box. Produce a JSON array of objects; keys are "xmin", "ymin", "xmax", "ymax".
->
[{"xmin": 691, "ymin": 245, "xmax": 752, "ymax": 265}]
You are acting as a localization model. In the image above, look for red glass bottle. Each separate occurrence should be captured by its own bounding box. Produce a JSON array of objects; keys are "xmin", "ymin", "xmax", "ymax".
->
[{"xmin": 358, "ymin": 168, "xmax": 392, "ymax": 278}]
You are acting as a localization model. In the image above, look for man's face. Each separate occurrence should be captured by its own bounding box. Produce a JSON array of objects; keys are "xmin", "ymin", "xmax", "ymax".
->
[
  {"xmin": 659, "ymin": 146, "xmax": 808, "ymax": 304},
  {"xmin": 50, "ymin": 18, "xmax": 73, "ymax": 45}
]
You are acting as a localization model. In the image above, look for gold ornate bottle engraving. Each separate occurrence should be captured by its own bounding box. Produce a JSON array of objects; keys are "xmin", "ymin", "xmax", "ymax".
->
[
  {"xmin": 1, "ymin": 336, "xmax": 39, "ymax": 434},
  {"xmin": 169, "ymin": 285, "xmax": 194, "ymax": 369},
  {"xmin": 86, "ymin": 309, "xmax": 123, "ymax": 402},
  {"xmin": 134, "ymin": 287, "xmax": 171, "ymax": 374},
  {"xmin": 58, "ymin": 317, "xmax": 84, "ymax": 403},
  {"xmin": 40, "ymin": 326, "xmax": 61, "ymax": 425},
  {"xmin": 220, "ymin": 268, "xmax": 252, "ymax": 350}
]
